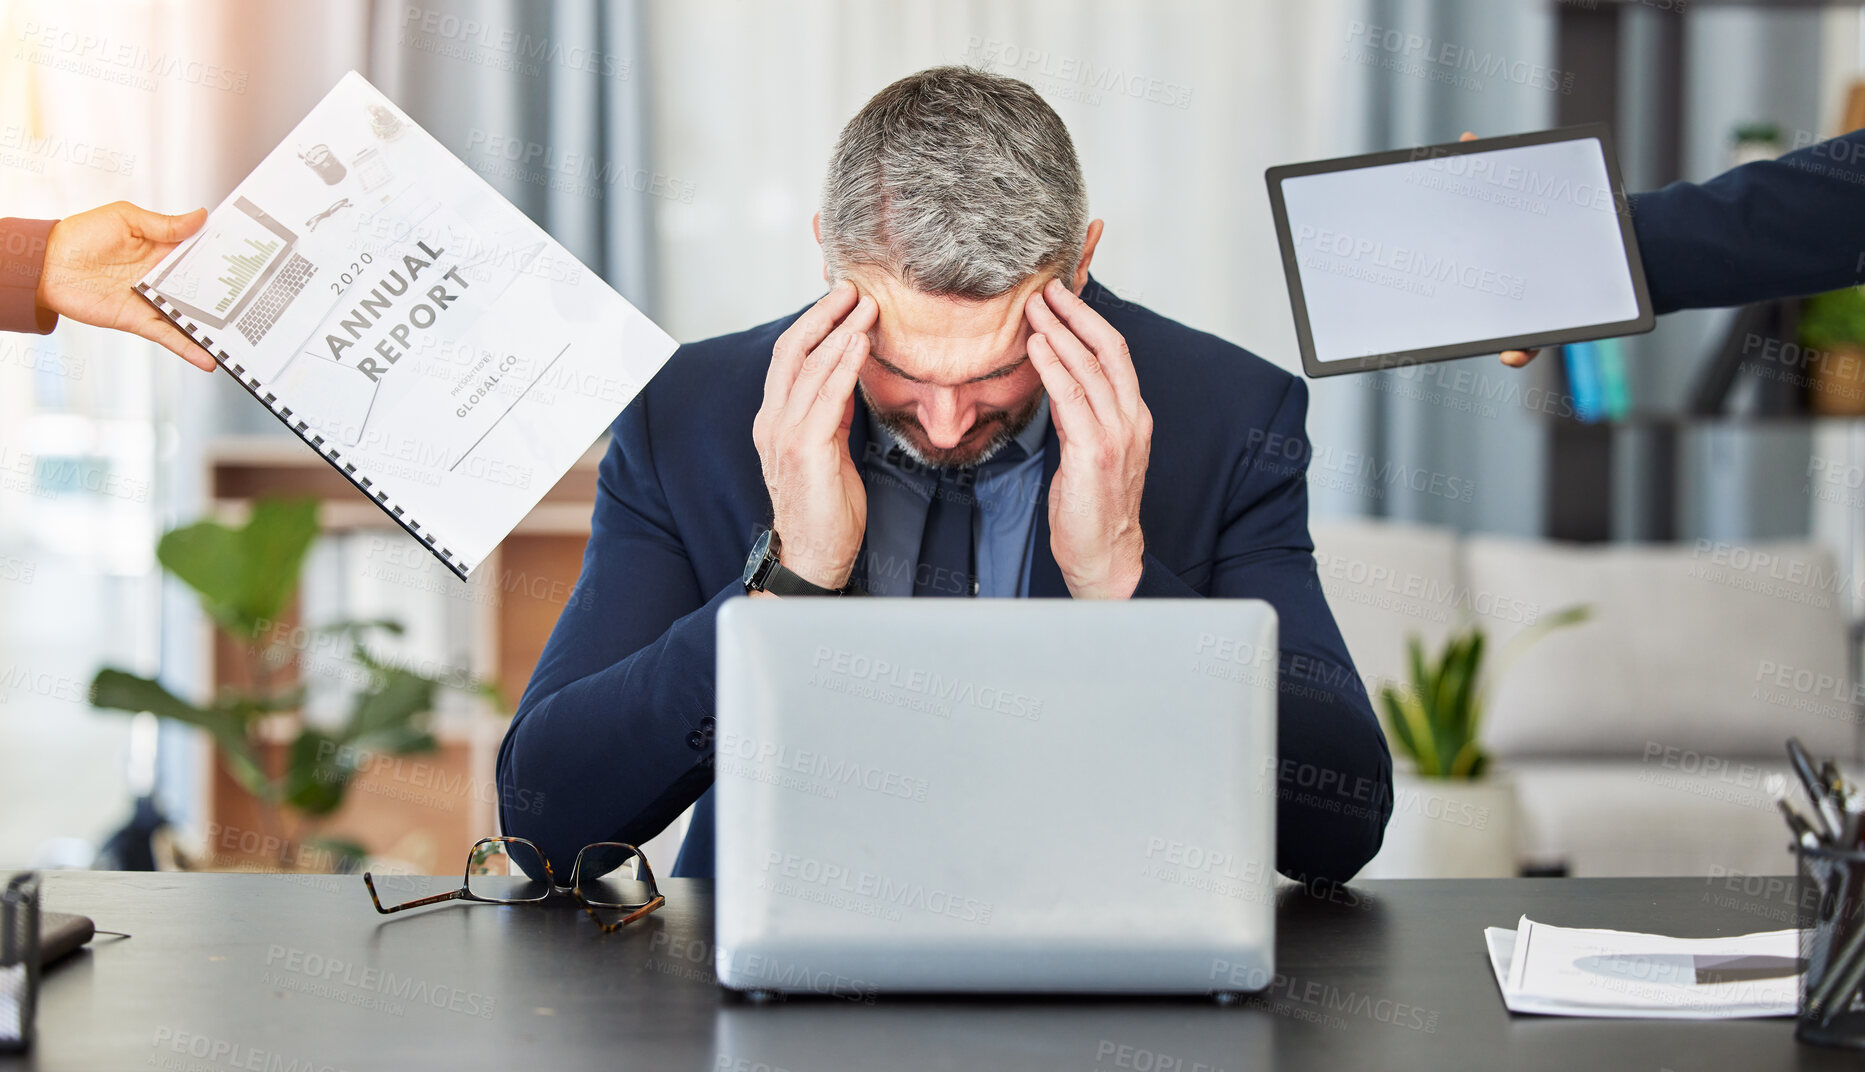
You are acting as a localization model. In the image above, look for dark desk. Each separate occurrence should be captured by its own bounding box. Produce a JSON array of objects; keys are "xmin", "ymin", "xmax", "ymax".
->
[{"xmin": 0, "ymin": 872, "xmax": 1853, "ymax": 1070}]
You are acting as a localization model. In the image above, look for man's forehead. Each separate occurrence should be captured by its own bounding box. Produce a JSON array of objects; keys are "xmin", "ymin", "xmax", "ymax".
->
[{"xmin": 851, "ymin": 270, "xmax": 1044, "ymax": 382}]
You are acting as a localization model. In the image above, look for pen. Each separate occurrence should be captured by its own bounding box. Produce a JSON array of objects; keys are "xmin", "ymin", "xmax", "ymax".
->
[
  {"xmin": 1821, "ymin": 760, "xmax": 1845, "ymax": 799},
  {"xmin": 1843, "ymin": 789, "xmax": 1865, "ymax": 854},
  {"xmin": 1579, "ymin": 953, "xmax": 1804, "ymax": 986},
  {"xmin": 1787, "ymin": 738, "xmax": 1841, "ymax": 842}
]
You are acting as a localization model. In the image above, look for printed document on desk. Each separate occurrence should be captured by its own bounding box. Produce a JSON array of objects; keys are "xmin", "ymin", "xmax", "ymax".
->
[
  {"xmin": 137, "ymin": 71, "xmax": 676, "ymax": 578},
  {"xmin": 1486, "ymin": 916, "xmax": 1800, "ymax": 1019}
]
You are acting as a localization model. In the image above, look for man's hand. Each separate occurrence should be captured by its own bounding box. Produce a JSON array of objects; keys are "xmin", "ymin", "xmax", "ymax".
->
[
  {"xmin": 36, "ymin": 201, "xmax": 216, "ymax": 371},
  {"xmin": 751, "ymin": 280, "xmax": 877, "ymax": 589},
  {"xmin": 1456, "ymin": 132, "xmax": 1539, "ymax": 368},
  {"xmin": 1024, "ymin": 278, "xmax": 1151, "ymax": 600}
]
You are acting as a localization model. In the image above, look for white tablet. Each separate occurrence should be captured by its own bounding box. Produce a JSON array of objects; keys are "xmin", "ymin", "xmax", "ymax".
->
[{"xmin": 1266, "ymin": 124, "xmax": 1654, "ymax": 378}]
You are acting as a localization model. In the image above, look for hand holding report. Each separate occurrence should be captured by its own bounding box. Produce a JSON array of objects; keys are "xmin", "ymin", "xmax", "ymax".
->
[
  {"xmin": 36, "ymin": 202, "xmax": 215, "ymax": 369},
  {"xmin": 136, "ymin": 71, "xmax": 677, "ymax": 577}
]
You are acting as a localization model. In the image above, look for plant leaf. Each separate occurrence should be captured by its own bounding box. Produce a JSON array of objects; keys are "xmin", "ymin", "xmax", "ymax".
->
[
  {"xmin": 1407, "ymin": 635, "xmax": 1435, "ymax": 714},
  {"xmin": 1380, "ymin": 686, "xmax": 1419, "ymax": 760},
  {"xmin": 1429, "ymin": 632, "xmax": 1467, "ymax": 770},
  {"xmin": 91, "ymin": 668, "xmax": 237, "ymax": 738},
  {"xmin": 1385, "ymin": 640, "xmax": 1443, "ymax": 776},
  {"xmin": 282, "ymin": 729, "xmax": 351, "ymax": 815},
  {"xmin": 315, "ymin": 618, "xmax": 403, "ymax": 642},
  {"xmin": 1494, "ymin": 603, "xmax": 1592, "ymax": 677},
  {"xmin": 1448, "ymin": 738, "xmax": 1489, "ymax": 779},
  {"xmin": 158, "ymin": 498, "xmax": 319, "ymax": 638},
  {"xmin": 154, "ymin": 522, "xmax": 245, "ymax": 634},
  {"xmin": 1457, "ymin": 629, "xmax": 1487, "ymax": 748},
  {"xmin": 350, "ymin": 725, "xmax": 438, "ymax": 757},
  {"xmin": 303, "ymin": 836, "xmax": 368, "ymax": 873},
  {"xmin": 89, "ymin": 669, "xmax": 273, "ymax": 800},
  {"xmin": 345, "ymin": 666, "xmax": 436, "ymax": 743}
]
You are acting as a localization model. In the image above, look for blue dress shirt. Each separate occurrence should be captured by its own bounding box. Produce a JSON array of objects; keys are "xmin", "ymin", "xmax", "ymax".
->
[{"xmin": 856, "ymin": 397, "xmax": 1050, "ymax": 598}]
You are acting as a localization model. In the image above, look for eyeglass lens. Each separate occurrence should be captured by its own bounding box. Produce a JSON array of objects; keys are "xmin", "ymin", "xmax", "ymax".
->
[
  {"xmin": 576, "ymin": 844, "xmax": 653, "ymax": 908},
  {"xmin": 466, "ymin": 840, "xmax": 551, "ymax": 902}
]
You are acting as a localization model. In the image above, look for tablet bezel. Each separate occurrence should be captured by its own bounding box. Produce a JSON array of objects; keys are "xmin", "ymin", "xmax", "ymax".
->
[{"xmin": 1264, "ymin": 123, "xmax": 1655, "ymax": 379}]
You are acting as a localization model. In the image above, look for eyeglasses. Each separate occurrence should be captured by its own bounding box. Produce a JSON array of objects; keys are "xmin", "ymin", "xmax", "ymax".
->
[{"xmin": 362, "ymin": 836, "xmax": 665, "ymax": 932}]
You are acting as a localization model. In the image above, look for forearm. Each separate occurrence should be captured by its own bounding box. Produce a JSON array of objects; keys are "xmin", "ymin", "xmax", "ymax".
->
[
  {"xmin": 496, "ymin": 584, "xmax": 737, "ymax": 873},
  {"xmin": 0, "ymin": 218, "xmax": 57, "ymax": 334},
  {"xmin": 1631, "ymin": 132, "xmax": 1865, "ymax": 314},
  {"xmin": 1133, "ymin": 552, "xmax": 1392, "ymax": 880},
  {"xmin": 1271, "ymin": 664, "xmax": 1392, "ymax": 884}
]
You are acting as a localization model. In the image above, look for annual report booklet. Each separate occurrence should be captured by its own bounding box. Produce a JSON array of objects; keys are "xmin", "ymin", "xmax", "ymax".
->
[{"xmin": 136, "ymin": 71, "xmax": 677, "ymax": 577}]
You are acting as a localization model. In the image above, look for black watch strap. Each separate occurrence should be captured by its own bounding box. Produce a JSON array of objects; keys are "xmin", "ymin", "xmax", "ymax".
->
[
  {"xmin": 761, "ymin": 560, "xmax": 844, "ymax": 597},
  {"xmin": 742, "ymin": 528, "xmax": 866, "ymax": 597}
]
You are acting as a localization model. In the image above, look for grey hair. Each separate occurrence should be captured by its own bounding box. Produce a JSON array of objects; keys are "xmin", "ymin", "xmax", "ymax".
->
[{"xmin": 818, "ymin": 66, "xmax": 1088, "ymax": 299}]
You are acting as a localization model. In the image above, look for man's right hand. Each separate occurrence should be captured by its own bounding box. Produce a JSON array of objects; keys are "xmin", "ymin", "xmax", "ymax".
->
[
  {"xmin": 750, "ymin": 280, "xmax": 877, "ymax": 589},
  {"xmin": 37, "ymin": 201, "xmax": 217, "ymax": 370}
]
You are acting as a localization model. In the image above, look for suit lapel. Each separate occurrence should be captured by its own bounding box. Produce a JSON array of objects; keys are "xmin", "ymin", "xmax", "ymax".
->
[
  {"xmin": 1028, "ymin": 417, "xmax": 1068, "ymax": 597},
  {"xmin": 845, "ymin": 398, "xmax": 874, "ymax": 592}
]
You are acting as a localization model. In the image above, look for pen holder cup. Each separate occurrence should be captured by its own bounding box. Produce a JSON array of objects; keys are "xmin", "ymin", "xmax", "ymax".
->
[
  {"xmin": 1795, "ymin": 844, "xmax": 1865, "ymax": 1049},
  {"xmin": 0, "ymin": 872, "xmax": 40, "ymax": 1053}
]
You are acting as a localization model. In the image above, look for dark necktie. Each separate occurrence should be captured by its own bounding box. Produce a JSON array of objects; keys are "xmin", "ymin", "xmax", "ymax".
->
[
  {"xmin": 914, "ymin": 466, "xmax": 978, "ymax": 597},
  {"xmin": 911, "ymin": 439, "xmax": 1029, "ymax": 598}
]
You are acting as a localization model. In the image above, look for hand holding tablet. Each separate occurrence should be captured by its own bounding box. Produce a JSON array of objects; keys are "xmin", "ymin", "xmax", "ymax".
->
[
  {"xmin": 1265, "ymin": 124, "xmax": 1653, "ymax": 378},
  {"xmin": 1453, "ymin": 134, "xmax": 1544, "ymax": 368}
]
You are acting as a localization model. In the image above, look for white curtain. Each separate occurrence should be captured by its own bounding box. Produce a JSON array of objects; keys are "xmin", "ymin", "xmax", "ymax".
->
[{"xmin": 643, "ymin": 0, "xmax": 1365, "ymax": 373}]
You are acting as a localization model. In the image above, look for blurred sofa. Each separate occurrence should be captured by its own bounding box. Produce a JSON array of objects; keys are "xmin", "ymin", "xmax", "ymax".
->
[{"xmin": 1311, "ymin": 518, "xmax": 1865, "ymax": 878}]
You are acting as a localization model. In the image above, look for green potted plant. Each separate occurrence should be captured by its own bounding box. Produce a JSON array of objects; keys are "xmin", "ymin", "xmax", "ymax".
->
[
  {"xmin": 1800, "ymin": 286, "xmax": 1865, "ymax": 415},
  {"xmin": 88, "ymin": 498, "xmax": 493, "ymax": 872},
  {"xmin": 1730, "ymin": 121, "xmax": 1782, "ymax": 167},
  {"xmin": 1364, "ymin": 605, "xmax": 1590, "ymax": 879}
]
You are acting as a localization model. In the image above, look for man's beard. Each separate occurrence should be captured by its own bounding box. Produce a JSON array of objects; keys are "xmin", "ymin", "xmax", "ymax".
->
[{"xmin": 859, "ymin": 384, "xmax": 1045, "ymax": 470}]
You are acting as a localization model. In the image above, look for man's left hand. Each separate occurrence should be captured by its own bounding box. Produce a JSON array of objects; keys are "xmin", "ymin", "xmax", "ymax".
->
[{"xmin": 1024, "ymin": 277, "xmax": 1151, "ymax": 600}]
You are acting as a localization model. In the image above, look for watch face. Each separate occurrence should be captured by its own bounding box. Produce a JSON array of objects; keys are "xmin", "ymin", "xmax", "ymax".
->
[{"xmin": 742, "ymin": 529, "xmax": 776, "ymax": 587}]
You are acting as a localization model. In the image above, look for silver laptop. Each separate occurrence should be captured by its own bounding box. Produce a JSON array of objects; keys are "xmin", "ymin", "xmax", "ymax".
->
[{"xmin": 713, "ymin": 598, "xmax": 1279, "ymax": 996}]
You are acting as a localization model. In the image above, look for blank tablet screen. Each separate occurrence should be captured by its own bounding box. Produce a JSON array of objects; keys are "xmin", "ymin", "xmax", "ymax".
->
[{"xmin": 1268, "ymin": 127, "xmax": 1651, "ymax": 377}]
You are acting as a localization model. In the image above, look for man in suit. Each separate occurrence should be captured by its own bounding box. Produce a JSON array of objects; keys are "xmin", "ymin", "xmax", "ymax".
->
[{"xmin": 496, "ymin": 66, "xmax": 1394, "ymax": 886}]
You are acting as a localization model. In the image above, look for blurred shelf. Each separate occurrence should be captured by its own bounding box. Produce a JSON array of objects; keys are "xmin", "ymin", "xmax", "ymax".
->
[
  {"xmin": 206, "ymin": 435, "xmax": 606, "ymax": 536},
  {"xmin": 200, "ymin": 434, "xmax": 602, "ymax": 871}
]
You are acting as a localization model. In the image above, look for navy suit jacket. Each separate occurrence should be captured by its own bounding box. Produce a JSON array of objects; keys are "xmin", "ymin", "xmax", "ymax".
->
[
  {"xmin": 1629, "ymin": 128, "xmax": 1865, "ymax": 313},
  {"xmin": 496, "ymin": 277, "xmax": 1394, "ymax": 885}
]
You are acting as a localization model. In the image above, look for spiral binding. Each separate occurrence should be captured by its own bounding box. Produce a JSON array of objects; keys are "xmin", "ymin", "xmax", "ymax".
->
[{"xmin": 135, "ymin": 284, "xmax": 473, "ymax": 580}]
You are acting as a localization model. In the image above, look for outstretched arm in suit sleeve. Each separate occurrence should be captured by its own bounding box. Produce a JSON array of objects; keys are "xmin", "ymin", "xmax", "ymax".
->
[
  {"xmin": 495, "ymin": 391, "xmax": 730, "ymax": 876},
  {"xmin": 1631, "ymin": 129, "xmax": 1865, "ymax": 315},
  {"xmin": 1129, "ymin": 376, "xmax": 1393, "ymax": 885}
]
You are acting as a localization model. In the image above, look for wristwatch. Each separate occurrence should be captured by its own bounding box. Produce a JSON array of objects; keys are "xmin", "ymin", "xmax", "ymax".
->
[{"xmin": 741, "ymin": 528, "xmax": 865, "ymax": 596}]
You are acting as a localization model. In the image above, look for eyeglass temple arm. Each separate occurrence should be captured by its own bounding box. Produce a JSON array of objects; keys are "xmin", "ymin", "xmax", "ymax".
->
[
  {"xmin": 579, "ymin": 894, "xmax": 667, "ymax": 933},
  {"xmin": 363, "ymin": 872, "xmax": 465, "ymax": 915},
  {"xmin": 617, "ymin": 895, "xmax": 665, "ymax": 925}
]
